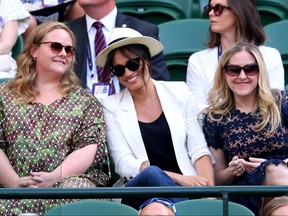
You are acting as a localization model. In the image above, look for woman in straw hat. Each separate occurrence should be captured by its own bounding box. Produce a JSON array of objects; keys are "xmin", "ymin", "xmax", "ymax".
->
[{"xmin": 97, "ymin": 27, "xmax": 215, "ymax": 209}]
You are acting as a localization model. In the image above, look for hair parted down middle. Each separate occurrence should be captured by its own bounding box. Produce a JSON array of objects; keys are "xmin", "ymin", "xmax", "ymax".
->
[{"xmin": 6, "ymin": 21, "xmax": 79, "ymax": 104}]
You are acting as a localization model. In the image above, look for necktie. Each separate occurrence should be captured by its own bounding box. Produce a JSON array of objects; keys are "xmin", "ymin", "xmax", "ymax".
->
[
  {"xmin": 92, "ymin": 21, "xmax": 116, "ymax": 95},
  {"xmin": 93, "ymin": 21, "xmax": 106, "ymax": 83}
]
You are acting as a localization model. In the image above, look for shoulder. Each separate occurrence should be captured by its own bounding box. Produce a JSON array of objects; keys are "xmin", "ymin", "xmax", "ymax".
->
[
  {"xmin": 116, "ymin": 12, "xmax": 158, "ymax": 38},
  {"xmin": 259, "ymin": 45, "xmax": 281, "ymax": 57},
  {"xmin": 189, "ymin": 47, "xmax": 217, "ymax": 60},
  {"xmin": 154, "ymin": 80, "xmax": 194, "ymax": 102},
  {"xmin": 100, "ymin": 91, "xmax": 124, "ymax": 110},
  {"xmin": 70, "ymin": 86, "xmax": 101, "ymax": 105},
  {"xmin": 66, "ymin": 16, "xmax": 85, "ymax": 29}
]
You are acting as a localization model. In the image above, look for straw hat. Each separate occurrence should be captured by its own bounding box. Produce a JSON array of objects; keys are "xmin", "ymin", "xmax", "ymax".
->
[{"xmin": 96, "ymin": 27, "xmax": 164, "ymax": 67}]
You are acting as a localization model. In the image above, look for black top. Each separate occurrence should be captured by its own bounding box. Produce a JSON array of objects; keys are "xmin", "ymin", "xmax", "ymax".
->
[{"xmin": 139, "ymin": 112, "xmax": 182, "ymax": 174}]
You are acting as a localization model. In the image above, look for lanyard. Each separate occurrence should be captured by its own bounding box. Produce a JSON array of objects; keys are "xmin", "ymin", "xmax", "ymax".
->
[
  {"xmin": 87, "ymin": 38, "xmax": 93, "ymax": 72},
  {"xmin": 217, "ymin": 45, "xmax": 222, "ymax": 60}
]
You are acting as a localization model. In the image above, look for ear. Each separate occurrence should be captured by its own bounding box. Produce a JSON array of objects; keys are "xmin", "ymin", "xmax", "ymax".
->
[{"xmin": 30, "ymin": 44, "xmax": 38, "ymax": 59}]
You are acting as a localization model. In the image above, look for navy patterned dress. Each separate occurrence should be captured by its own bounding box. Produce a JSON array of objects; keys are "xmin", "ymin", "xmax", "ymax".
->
[{"xmin": 203, "ymin": 91, "xmax": 288, "ymax": 215}]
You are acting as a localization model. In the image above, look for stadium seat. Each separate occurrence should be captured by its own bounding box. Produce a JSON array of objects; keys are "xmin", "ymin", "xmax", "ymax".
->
[
  {"xmin": 45, "ymin": 200, "xmax": 138, "ymax": 215},
  {"xmin": 12, "ymin": 36, "xmax": 24, "ymax": 60},
  {"xmin": 158, "ymin": 19, "xmax": 210, "ymax": 81},
  {"xmin": 264, "ymin": 20, "xmax": 288, "ymax": 87},
  {"xmin": 255, "ymin": 0, "xmax": 288, "ymax": 26},
  {"xmin": 175, "ymin": 199, "xmax": 255, "ymax": 215},
  {"xmin": 116, "ymin": 0, "xmax": 187, "ymax": 25}
]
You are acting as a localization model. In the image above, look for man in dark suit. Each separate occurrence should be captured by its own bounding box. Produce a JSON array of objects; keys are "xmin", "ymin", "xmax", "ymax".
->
[{"xmin": 66, "ymin": 0, "xmax": 169, "ymax": 95}]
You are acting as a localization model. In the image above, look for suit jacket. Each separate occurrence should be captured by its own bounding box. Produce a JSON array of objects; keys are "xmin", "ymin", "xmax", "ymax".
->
[
  {"xmin": 100, "ymin": 80, "xmax": 214, "ymax": 186},
  {"xmin": 66, "ymin": 11, "xmax": 170, "ymax": 87}
]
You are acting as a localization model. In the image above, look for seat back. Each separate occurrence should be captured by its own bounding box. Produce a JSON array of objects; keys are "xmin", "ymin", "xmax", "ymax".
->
[
  {"xmin": 255, "ymin": 0, "xmax": 288, "ymax": 26},
  {"xmin": 158, "ymin": 19, "xmax": 209, "ymax": 81},
  {"xmin": 45, "ymin": 200, "xmax": 138, "ymax": 215},
  {"xmin": 264, "ymin": 20, "xmax": 288, "ymax": 87},
  {"xmin": 116, "ymin": 0, "xmax": 186, "ymax": 25},
  {"xmin": 158, "ymin": 18, "xmax": 209, "ymax": 57},
  {"xmin": 175, "ymin": 199, "xmax": 255, "ymax": 215},
  {"xmin": 12, "ymin": 36, "xmax": 24, "ymax": 60}
]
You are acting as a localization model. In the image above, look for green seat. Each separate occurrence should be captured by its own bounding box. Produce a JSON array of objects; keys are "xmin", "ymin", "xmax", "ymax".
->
[
  {"xmin": 255, "ymin": 0, "xmax": 288, "ymax": 26},
  {"xmin": 158, "ymin": 19, "xmax": 209, "ymax": 81},
  {"xmin": 264, "ymin": 20, "xmax": 288, "ymax": 86},
  {"xmin": 175, "ymin": 199, "xmax": 255, "ymax": 216},
  {"xmin": 12, "ymin": 36, "xmax": 24, "ymax": 60},
  {"xmin": 44, "ymin": 200, "xmax": 138, "ymax": 215},
  {"xmin": 116, "ymin": 0, "xmax": 186, "ymax": 25}
]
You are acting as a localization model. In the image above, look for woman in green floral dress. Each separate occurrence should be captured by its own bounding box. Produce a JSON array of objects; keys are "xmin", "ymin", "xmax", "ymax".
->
[{"xmin": 0, "ymin": 21, "xmax": 110, "ymax": 215}]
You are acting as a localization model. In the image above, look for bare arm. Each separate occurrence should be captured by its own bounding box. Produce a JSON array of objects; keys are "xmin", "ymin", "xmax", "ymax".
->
[
  {"xmin": 0, "ymin": 20, "xmax": 18, "ymax": 55},
  {"xmin": 211, "ymin": 148, "xmax": 246, "ymax": 185},
  {"xmin": 194, "ymin": 155, "xmax": 215, "ymax": 186},
  {"xmin": 22, "ymin": 144, "xmax": 98, "ymax": 188}
]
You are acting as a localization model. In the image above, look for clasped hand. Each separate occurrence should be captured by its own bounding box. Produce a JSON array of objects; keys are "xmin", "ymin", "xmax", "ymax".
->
[
  {"xmin": 18, "ymin": 171, "xmax": 56, "ymax": 188},
  {"xmin": 228, "ymin": 156, "xmax": 266, "ymax": 176}
]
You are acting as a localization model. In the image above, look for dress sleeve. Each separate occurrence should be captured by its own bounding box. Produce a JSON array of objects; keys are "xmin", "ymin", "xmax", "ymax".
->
[
  {"xmin": 281, "ymin": 91, "xmax": 288, "ymax": 125},
  {"xmin": 72, "ymin": 95, "xmax": 107, "ymax": 163},
  {"xmin": 202, "ymin": 114, "xmax": 223, "ymax": 149}
]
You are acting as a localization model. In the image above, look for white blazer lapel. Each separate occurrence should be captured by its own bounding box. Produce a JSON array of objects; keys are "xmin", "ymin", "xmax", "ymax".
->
[{"xmin": 117, "ymin": 90, "xmax": 148, "ymax": 160}]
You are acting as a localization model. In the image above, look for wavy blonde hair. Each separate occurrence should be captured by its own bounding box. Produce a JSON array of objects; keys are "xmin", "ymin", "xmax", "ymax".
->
[
  {"xmin": 7, "ymin": 21, "xmax": 79, "ymax": 103},
  {"xmin": 206, "ymin": 42, "xmax": 282, "ymax": 134}
]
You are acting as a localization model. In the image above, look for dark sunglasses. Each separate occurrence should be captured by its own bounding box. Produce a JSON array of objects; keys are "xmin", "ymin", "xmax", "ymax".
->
[
  {"xmin": 204, "ymin": 4, "xmax": 231, "ymax": 16},
  {"xmin": 110, "ymin": 58, "xmax": 141, "ymax": 77},
  {"xmin": 224, "ymin": 63, "xmax": 259, "ymax": 77},
  {"xmin": 37, "ymin": 42, "xmax": 76, "ymax": 58},
  {"xmin": 139, "ymin": 198, "xmax": 177, "ymax": 216}
]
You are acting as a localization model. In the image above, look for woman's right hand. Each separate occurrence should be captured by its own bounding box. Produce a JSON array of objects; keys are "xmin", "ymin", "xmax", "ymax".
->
[{"xmin": 228, "ymin": 156, "xmax": 245, "ymax": 177}]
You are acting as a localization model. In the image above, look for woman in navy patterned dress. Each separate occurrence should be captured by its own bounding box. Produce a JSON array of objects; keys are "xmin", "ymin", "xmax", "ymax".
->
[
  {"xmin": 0, "ymin": 22, "xmax": 109, "ymax": 215},
  {"xmin": 202, "ymin": 42, "xmax": 288, "ymax": 215}
]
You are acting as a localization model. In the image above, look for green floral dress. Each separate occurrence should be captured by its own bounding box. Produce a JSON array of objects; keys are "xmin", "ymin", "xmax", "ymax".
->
[{"xmin": 0, "ymin": 83, "xmax": 110, "ymax": 215}]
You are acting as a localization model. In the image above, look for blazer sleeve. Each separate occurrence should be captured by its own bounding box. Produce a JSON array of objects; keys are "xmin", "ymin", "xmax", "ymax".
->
[{"xmin": 101, "ymin": 95, "xmax": 147, "ymax": 180}]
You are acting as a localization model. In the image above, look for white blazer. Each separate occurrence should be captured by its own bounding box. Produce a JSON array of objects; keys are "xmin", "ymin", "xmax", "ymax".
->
[{"xmin": 100, "ymin": 80, "xmax": 214, "ymax": 186}]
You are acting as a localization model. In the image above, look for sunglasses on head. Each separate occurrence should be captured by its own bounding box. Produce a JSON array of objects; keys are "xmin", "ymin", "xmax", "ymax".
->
[
  {"xmin": 204, "ymin": 4, "xmax": 231, "ymax": 16},
  {"xmin": 37, "ymin": 42, "xmax": 76, "ymax": 58},
  {"xmin": 139, "ymin": 198, "xmax": 177, "ymax": 216},
  {"xmin": 110, "ymin": 58, "xmax": 141, "ymax": 77},
  {"xmin": 224, "ymin": 63, "xmax": 259, "ymax": 77}
]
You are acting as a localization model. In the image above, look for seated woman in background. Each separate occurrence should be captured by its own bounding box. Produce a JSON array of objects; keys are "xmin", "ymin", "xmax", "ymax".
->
[
  {"xmin": 98, "ymin": 27, "xmax": 215, "ymax": 210},
  {"xmin": 186, "ymin": 0, "xmax": 284, "ymax": 110},
  {"xmin": 202, "ymin": 42, "xmax": 288, "ymax": 215},
  {"xmin": 0, "ymin": 0, "xmax": 30, "ymax": 77},
  {"xmin": 0, "ymin": 21, "xmax": 110, "ymax": 215}
]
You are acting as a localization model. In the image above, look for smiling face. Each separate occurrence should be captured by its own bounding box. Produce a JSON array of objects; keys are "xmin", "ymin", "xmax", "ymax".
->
[
  {"xmin": 225, "ymin": 50, "xmax": 259, "ymax": 102},
  {"xmin": 112, "ymin": 49, "xmax": 151, "ymax": 92},
  {"xmin": 31, "ymin": 29, "xmax": 73, "ymax": 79}
]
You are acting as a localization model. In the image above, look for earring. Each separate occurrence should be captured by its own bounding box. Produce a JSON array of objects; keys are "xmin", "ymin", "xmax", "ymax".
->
[{"xmin": 33, "ymin": 58, "xmax": 36, "ymax": 61}]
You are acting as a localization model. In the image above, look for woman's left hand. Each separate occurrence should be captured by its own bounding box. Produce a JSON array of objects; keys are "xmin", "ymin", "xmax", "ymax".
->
[
  {"xmin": 239, "ymin": 157, "xmax": 266, "ymax": 173},
  {"xmin": 19, "ymin": 171, "xmax": 57, "ymax": 188}
]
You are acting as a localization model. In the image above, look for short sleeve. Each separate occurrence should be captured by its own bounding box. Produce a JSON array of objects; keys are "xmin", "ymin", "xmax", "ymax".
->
[
  {"xmin": 281, "ymin": 91, "xmax": 288, "ymax": 125},
  {"xmin": 202, "ymin": 114, "xmax": 223, "ymax": 149}
]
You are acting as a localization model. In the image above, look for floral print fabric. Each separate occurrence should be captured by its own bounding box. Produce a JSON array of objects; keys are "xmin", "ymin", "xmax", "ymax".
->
[{"xmin": 0, "ymin": 83, "xmax": 110, "ymax": 215}]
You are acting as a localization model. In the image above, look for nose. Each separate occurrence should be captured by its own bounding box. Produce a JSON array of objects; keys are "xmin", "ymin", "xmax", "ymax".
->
[{"xmin": 238, "ymin": 70, "xmax": 247, "ymax": 79}]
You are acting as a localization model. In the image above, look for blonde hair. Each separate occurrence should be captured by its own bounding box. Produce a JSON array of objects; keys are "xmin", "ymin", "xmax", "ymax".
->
[
  {"xmin": 262, "ymin": 196, "xmax": 288, "ymax": 215},
  {"xmin": 7, "ymin": 21, "xmax": 79, "ymax": 103},
  {"xmin": 206, "ymin": 42, "xmax": 282, "ymax": 134}
]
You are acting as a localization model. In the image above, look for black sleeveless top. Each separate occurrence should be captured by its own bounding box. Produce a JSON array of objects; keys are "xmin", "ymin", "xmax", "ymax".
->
[{"xmin": 138, "ymin": 112, "xmax": 182, "ymax": 174}]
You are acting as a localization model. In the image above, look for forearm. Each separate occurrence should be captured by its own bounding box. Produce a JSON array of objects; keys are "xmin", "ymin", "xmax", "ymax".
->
[
  {"xmin": 0, "ymin": 21, "xmax": 18, "ymax": 55},
  {"xmin": 0, "ymin": 150, "xmax": 19, "ymax": 187},
  {"xmin": 214, "ymin": 167, "xmax": 236, "ymax": 185},
  {"xmin": 52, "ymin": 144, "xmax": 98, "ymax": 182},
  {"xmin": 195, "ymin": 155, "xmax": 215, "ymax": 186}
]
